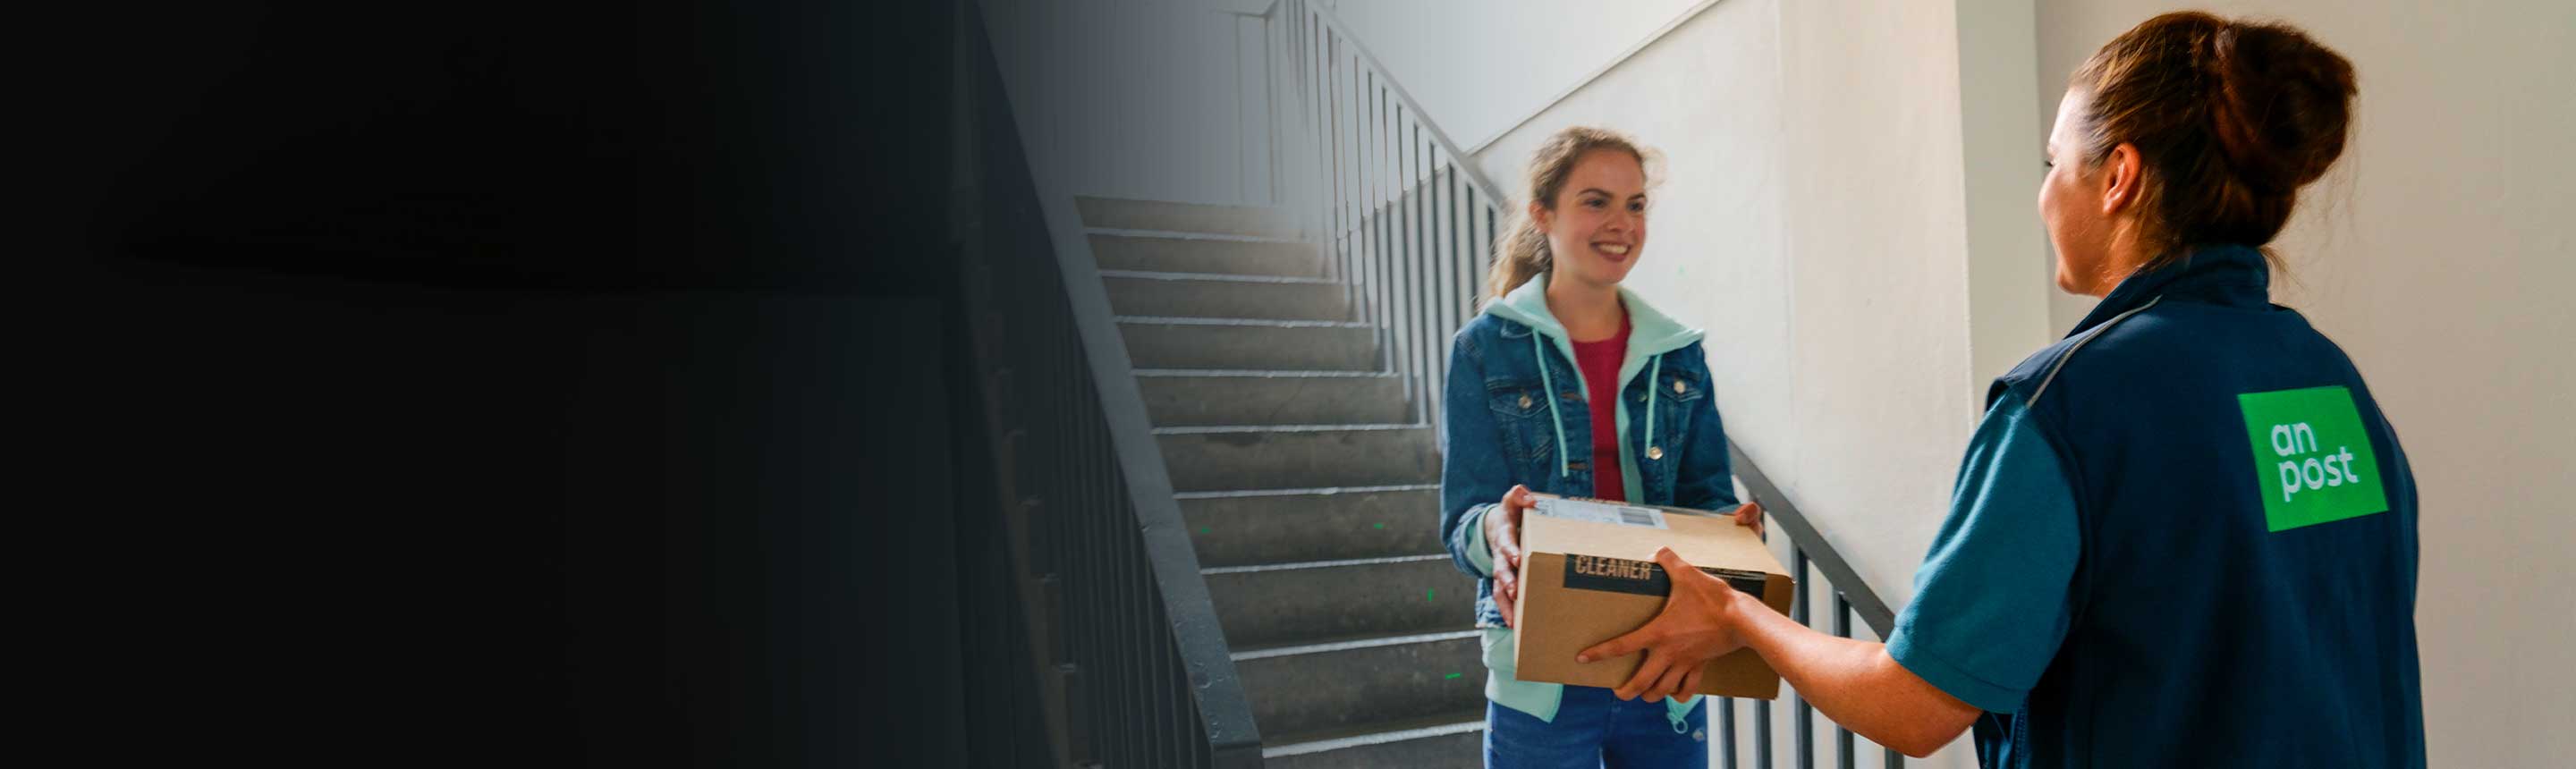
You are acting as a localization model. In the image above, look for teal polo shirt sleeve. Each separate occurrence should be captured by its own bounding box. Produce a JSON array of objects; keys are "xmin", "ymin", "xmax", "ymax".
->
[{"xmin": 1885, "ymin": 396, "xmax": 2080, "ymax": 714}]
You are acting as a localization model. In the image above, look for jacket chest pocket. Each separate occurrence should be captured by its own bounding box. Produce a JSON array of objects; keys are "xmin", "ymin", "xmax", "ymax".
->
[
  {"xmin": 1658, "ymin": 372, "xmax": 1705, "ymax": 405},
  {"xmin": 1487, "ymin": 379, "xmax": 1556, "ymax": 464},
  {"xmin": 1640, "ymin": 371, "xmax": 1705, "ymax": 457}
]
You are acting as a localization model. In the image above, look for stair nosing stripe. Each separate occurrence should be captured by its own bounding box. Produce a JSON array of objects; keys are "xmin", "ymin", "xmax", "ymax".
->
[
  {"xmin": 1172, "ymin": 484, "xmax": 1439, "ymax": 500},
  {"xmin": 1261, "ymin": 720, "xmax": 1487, "ymax": 758},
  {"xmin": 1099, "ymin": 269, "xmax": 1340, "ymax": 285},
  {"xmin": 1153, "ymin": 423, "xmax": 1428, "ymax": 435},
  {"xmin": 1115, "ymin": 316, "xmax": 1371, "ymax": 328},
  {"xmin": 1134, "ymin": 368, "xmax": 1397, "ymax": 379},
  {"xmin": 1085, "ymin": 226, "xmax": 1307, "ymax": 244},
  {"xmin": 1230, "ymin": 630, "xmax": 1481, "ymax": 662},
  {"xmin": 1201, "ymin": 554, "xmax": 1448, "ymax": 575}
]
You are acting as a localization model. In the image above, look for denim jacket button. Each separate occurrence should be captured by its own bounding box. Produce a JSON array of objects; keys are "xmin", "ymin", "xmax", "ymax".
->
[
  {"xmin": 1518, "ymin": 393, "xmax": 1533, "ymax": 409},
  {"xmin": 1647, "ymin": 446, "xmax": 1664, "ymax": 461},
  {"xmin": 1674, "ymin": 379, "xmax": 1687, "ymax": 394}
]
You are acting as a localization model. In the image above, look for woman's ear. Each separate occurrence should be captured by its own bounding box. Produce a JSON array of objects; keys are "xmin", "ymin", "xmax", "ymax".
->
[
  {"xmin": 1529, "ymin": 200, "xmax": 1551, "ymax": 233},
  {"xmin": 2100, "ymin": 142, "xmax": 2144, "ymax": 216}
]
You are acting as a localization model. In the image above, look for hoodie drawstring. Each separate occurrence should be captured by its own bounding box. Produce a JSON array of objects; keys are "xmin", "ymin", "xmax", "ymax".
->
[
  {"xmin": 1530, "ymin": 329, "xmax": 1572, "ymax": 477},
  {"xmin": 1643, "ymin": 352, "xmax": 1662, "ymax": 458},
  {"xmin": 1535, "ymin": 331, "xmax": 1668, "ymax": 477}
]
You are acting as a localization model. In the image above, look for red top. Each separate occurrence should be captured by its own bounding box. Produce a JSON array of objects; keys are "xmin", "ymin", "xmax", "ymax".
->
[{"xmin": 1569, "ymin": 312, "xmax": 1631, "ymax": 502}]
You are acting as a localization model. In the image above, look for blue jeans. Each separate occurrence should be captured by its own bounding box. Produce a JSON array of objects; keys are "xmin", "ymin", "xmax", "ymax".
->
[{"xmin": 1485, "ymin": 686, "xmax": 1707, "ymax": 768}]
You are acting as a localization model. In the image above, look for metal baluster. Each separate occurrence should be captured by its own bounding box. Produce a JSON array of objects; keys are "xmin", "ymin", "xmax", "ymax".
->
[
  {"xmin": 1757, "ymin": 486, "xmax": 1772, "ymax": 769},
  {"xmin": 1353, "ymin": 46, "xmax": 1365, "ymax": 313},
  {"xmin": 1361, "ymin": 69, "xmax": 1377, "ymax": 357},
  {"xmin": 1362, "ymin": 64, "xmax": 1377, "ymax": 334},
  {"xmin": 1313, "ymin": 8, "xmax": 1329, "ymax": 282},
  {"xmin": 1375, "ymin": 81, "xmax": 1393, "ymax": 376},
  {"xmin": 1114, "ymin": 441, "xmax": 1136, "ymax": 765},
  {"xmin": 1442, "ymin": 153, "xmax": 1461, "ymax": 428},
  {"xmin": 1836, "ymin": 594, "xmax": 1854, "ymax": 769},
  {"xmin": 1402, "ymin": 124, "xmax": 1418, "ymax": 410},
  {"xmin": 1473, "ymin": 174, "xmax": 1486, "ymax": 301},
  {"xmin": 1322, "ymin": 30, "xmax": 1339, "ymax": 291},
  {"xmin": 1338, "ymin": 38, "xmax": 1356, "ymax": 311},
  {"xmin": 1316, "ymin": 13, "xmax": 1330, "ymax": 285},
  {"xmin": 1411, "ymin": 127, "xmax": 1432, "ymax": 414},
  {"xmin": 1258, "ymin": 11, "xmax": 1276, "ymax": 206},
  {"xmin": 1485, "ymin": 198, "xmax": 1498, "ymax": 295},
  {"xmin": 1410, "ymin": 125, "xmax": 1429, "ymax": 412},
  {"xmin": 1720, "ymin": 697, "xmax": 1739, "ymax": 769},
  {"xmin": 1149, "ymin": 587, "xmax": 1171, "ymax": 769},
  {"xmin": 1350, "ymin": 44, "xmax": 1363, "ymax": 313},
  {"xmin": 1384, "ymin": 91, "xmax": 1400, "ymax": 383},
  {"xmin": 1079, "ymin": 357, "xmax": 1106, "ymax": 765},
  {"xmin": 1758, "ymin": 696, "xmax": 1773, "ymax": 768},
  {"xmin": 1794, "ymin": 548, "xmax": 1814, "ymax": 769},
  {"xmin": 1432, "ymin": 139, "xmax": 1453, "ymax": 421}
]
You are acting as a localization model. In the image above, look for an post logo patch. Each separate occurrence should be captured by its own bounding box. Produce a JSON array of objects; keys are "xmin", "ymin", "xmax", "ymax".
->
[{"xmin": 2237, "ymin": 385, "xmax": 2387, "ymax": 531}]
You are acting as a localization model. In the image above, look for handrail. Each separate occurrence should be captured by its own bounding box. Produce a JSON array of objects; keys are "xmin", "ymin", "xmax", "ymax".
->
[
  {"xmin": 1729, "ymin": 440, "xmax": 1907, "ymax": 769},
  {"xmin": 1251, "ymin": 0, "xmax": 1519, "ymax": 437},
  {"xmin": 1730, "ymin": 440, "xmax": 1898, "ymax": 635},
  {"xmin": 1297, "ymin": 3, "xmax": 1511, "ymax": 207},
  {"xmin": 959, "ymin": 3, "xmax": 1261, "ymax": 766}
]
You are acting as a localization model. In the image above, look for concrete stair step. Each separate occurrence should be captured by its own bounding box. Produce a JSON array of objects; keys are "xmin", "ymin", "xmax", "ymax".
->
[
  {"xmin": 1118, "ymin": 317, "xmax": 1378, "ymax": 372},
  {"xmin": 1155, "ymin": 424, "xmax": 1438, "ymax": 493},
  {"xmin": 1089, "ymin": 232, "xmax": 1324, "ymax": 278},
  {"xmin": 1077, "ymin": 196, "xmax": 1301, "ymax": 238},
  {"xmin": 1262, "ymin": 712, "xmax": 1486, "ymax": 769},
  {"xmin": 1233, "ymin": 630, "xmax": 1487, "ymax": 739},
  {"xmin": 1103, "ymin": 270, "xmax": 1349, "ymax": 321},
  {"xmin": 1177, "ymin": 484, "xmax": 1441, "ymax": 568},
  {"xmin": 1136, "ymin": 369, "xmax": 1410, "ymax": 427},
  {"xmin": 1204, "ymin": 554, "xmax": 1475, "ymax": 649}
]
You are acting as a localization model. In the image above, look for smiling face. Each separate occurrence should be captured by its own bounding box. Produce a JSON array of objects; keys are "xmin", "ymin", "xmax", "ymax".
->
[{"xmin": 1535, "ymin": 148, "xmax": 1648, "ymax": 291}]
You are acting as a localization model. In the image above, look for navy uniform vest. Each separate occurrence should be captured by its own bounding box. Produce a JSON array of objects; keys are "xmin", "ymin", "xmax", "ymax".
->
[{"xmin": 1977, "ymin": 245, "xmax": 2424, "ymax": 767}]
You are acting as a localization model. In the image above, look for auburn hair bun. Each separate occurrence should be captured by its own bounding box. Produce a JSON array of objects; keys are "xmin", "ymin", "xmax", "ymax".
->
[
  {"xmin": 2206, "ymin": 21, "xmax": 2357, "ymax": 194},
  {"xmin": 2072, "ymin": 12, "xmax": 2358, "ymax": 253}
]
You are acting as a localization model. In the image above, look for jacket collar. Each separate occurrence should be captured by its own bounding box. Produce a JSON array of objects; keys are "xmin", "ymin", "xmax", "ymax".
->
[
  {"xmin": 1483, "ymin": 273, "xmax": 1705, "ymax": 358},
  {"xmin": 2068, "ymin": 243, "xmax": 2273, "ymax": 338}
]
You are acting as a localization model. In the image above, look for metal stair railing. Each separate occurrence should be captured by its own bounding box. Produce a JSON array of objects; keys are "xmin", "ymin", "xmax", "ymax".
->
[
  {"xmin": 1727, "ymin": 440, "xmax": 1909, "ymax": 769},
  {"xmin": 956, "ymin": 3, "xmax": 1260, "ymax": 766},
  {"xmin": 1249, "ymin": 0, "xmax": 1514, "ymax": 435}
]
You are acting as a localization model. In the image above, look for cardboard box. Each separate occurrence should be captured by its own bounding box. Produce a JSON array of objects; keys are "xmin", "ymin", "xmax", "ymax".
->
[{"xmin": 1512, "ymin": 494, "xmax": 1798, "ymax": 699}]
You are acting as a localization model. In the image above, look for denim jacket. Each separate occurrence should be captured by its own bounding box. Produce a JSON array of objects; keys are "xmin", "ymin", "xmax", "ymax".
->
[{"xmin": 1439, "ymin": 274, "xmax": 1738, "ymax": 726}]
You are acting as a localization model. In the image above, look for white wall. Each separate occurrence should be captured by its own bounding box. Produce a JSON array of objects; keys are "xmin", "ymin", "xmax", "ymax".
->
[
  {"xmin": 1955, "ymin": 0, "xmax": 2056, "ymax": 396},
  {"xmin": 2034, "ymin": 2, "xmax": 2576, "ymax": 764},
  {"xmin": 1321, "ymin": 0, "xmax": 1706, "ymax": 151}
]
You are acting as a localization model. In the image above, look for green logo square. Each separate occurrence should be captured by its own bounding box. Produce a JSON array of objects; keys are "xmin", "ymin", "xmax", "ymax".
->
[{"xmin": 2237, "ymin": 385, "xmax": 2387, "ymax": 532}]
